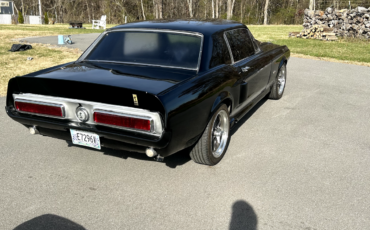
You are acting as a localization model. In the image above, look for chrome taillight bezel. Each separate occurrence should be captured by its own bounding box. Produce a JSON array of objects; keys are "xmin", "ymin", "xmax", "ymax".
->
[
  {"xmin": 14, "ymin": 99, "xmax": 66, "ymax": 118},
  {"xmin": 93, "ymin": 109, "xmax": 154, "ymax": 132},
  {"xmin": 12, "ymin": 93, "xmax": 164, "ymax": 137}
]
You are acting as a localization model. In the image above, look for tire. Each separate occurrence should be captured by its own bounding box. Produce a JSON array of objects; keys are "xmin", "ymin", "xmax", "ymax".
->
[
  {"xmin": 190, "ymin": 104, "xmax": 230, "ymax": 166},
  {"xmin": 269, "ymin": 63, "xmax": 287, "ymax": 100}
]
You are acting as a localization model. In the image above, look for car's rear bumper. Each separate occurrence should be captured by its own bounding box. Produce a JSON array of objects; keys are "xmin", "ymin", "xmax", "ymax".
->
[{"xmin": 6, "ymin": 106, "xmax": 172, "ymax": 156}]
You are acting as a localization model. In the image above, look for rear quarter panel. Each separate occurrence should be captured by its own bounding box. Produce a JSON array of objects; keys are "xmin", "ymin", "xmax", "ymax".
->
[
  {"xmin": 259, "ymin": 43, "xmax": 290, "ymax": 83},
  {"xmin": 157, "ymin": 65, "xmax": 240, "ymax": 155}
]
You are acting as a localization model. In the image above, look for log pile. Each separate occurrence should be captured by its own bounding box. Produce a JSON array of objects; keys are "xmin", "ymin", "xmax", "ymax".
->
[
  {"xmin": 289, "ymin": 26, "xmax": 338, "ymax": 41},
  {"xmin": 289, "ymin": 6, "xmax": 370, "ymax": 40},
  {"xmin": 302, "ymin": 6, "xmax": 370, "ymax": 39}
]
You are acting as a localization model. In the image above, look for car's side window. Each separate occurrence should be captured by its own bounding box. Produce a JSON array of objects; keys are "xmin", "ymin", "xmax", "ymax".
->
[
  {"xmin": 247, "ymin": 29, "xmax": 260, "ymax": 53},
  {"xmin": 209, "ymin": 32, "xmax": 232, "ymax": 69},
  {"xmin": 225, "ymin": 29, "xmax": 255, "ymax": 63}
]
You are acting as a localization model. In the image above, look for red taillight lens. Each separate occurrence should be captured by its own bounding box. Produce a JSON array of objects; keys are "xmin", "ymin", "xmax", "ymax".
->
[
  {"xmin": 15, "ymin": 101, "xmax": 64, "ymax": 117},
  {"xmin": 93, "ymin": 112, "xmax": 151, "ymax": 131}
]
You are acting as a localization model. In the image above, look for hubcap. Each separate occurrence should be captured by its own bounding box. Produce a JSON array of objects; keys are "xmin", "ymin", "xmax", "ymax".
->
[
  {"xmin": 211, "ymin": 110, "xmax": 229, "ymax": 158},
  {"xmin": 277, "ymin": 66, "xmax": 286, "ymax": 95}
]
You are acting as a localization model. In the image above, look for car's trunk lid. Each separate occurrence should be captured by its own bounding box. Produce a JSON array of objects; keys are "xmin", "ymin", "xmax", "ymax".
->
[
  {"xmin": 9, "ymin": 62, "xmax": 196, "ymax": 117},
  {"xmin": 23, "ymin": 62, "xmax": 197, "ymax": 95}
]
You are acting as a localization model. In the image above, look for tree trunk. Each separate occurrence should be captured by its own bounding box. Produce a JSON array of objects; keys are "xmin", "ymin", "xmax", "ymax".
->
[
  {"xmin": 13, "ymin": 2, "xmax": 19, "ymax": 14},
  {"xmin": 85, "ymin": 0, "xmax": 91, "ymax": 22},
  {"xmin": 21, "ymin": 0, "xmax": 24, "ymax": 17},
  {"xmin": 187, "ymin": 0, "xmax": 193, "ymax": 18},
  {"xmin": 227, "ymin": 0, "xmax": 231, "ymax": 19},
  {"xmin": 215, "ymin": 0, "xmax": 219, "ymax": 18},
  {"xmin": 240, "ymin": 0, "xmax": 243, "ymax": 23},
  {"xmin": 309, "ymin": 0, "xmax": 314, "ymax": 10},
  {"xmin": 212, "ymin": 0, "xmax": 214, "ymax": 18},
  {"xmin": 141, "ymin": 0, "xmax": 146, "ymax": 20},
  {"xmin": 264, "ymin": 0, "xmax": 269, "ymax": 25},
  {"xmin": 155, "ymin": 4, "xmax": 158, "ymax": 19},
  {"xmin": 38, "ymin": 0, "xmax": 42, "ymax": 17},
  {"xmin": 204, "ymin": 0, "xmax": 207, "ymax": 18},
  {"xmin": 231, "ymin": 0, "xmax": 235, "ymax": 18},
  {"xmin": 158, "ymin": 0, "xmax": 163, "ymax": 19}
]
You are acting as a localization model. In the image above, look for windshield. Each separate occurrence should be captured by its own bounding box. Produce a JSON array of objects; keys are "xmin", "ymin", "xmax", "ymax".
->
[{"xmin": 85, "ymin": 31, "xmax": 203, "ymax": 70}]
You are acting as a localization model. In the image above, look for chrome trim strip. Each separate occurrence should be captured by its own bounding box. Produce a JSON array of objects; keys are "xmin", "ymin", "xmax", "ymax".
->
[
  {"xmin": 13, "ymin": 93, "xmax": 164, "ymax": 137},
  {"xmin": 85, "ymin": 60, "xmax": 197, "ymax": 71},
  {"xmin": 93, "ymin": 109, "xmax": 154, "ymax": 133},
  {"xmin": 223, "ymin": 32, "xmax": 234, "ymax": 64},
  {"xmin": 78, "ymin": 28, "xmax": 204, "ymax": 72},
  {"xmin": 14, "ymin": 98, "xmax": 66, "ymax": 119}
]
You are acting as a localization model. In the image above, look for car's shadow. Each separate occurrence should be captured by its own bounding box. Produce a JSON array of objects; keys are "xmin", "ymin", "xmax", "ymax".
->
[
  {"xmin": 66, "ymin": 98, "xmax": 268, "ymax": 169},
  {"xmin": 66, "ymin": 141, "xmax": 192, "ymax": 169},
  {"xmin": 230, "ymin": 98, "xmax": 268, "ymax": 136}
]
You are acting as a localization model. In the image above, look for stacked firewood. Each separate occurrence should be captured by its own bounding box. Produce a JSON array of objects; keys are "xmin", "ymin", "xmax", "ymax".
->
[
  {"xmin": 289, "ymin": 26, "xmax": 338, "ymax": 41},
  {"xmin": 302, "ymin": 6, "xmax": 370, "ymax": 39}
]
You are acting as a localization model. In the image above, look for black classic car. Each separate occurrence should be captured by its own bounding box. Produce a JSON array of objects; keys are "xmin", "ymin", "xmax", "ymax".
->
[{"xmin": 5, "ymin": 20, "xmax": 290, "ymax": 166}]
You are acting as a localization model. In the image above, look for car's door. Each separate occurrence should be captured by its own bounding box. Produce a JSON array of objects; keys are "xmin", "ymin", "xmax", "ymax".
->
[{"xmin": 224, "ymin": 28, "xmax": 271, "ymax": 108}]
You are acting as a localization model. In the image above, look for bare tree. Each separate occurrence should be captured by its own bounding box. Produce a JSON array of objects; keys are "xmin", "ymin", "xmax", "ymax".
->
[
  {"xmin": 227, "ymin": 0, "xmax": 235, "ymax": 20},
  {"xmin": 231, "ymin": 0, "xmax": 235, "ymax": 17},
  {"xmin": 140, "ymin": 0, "xmax": 146, "ymax": 20},
  {"xmin": 11, "ymin": 0, "xmax": 314, "ymax": 26},
  {"xmin": 309, "ymin": 0, "xmax": 314, "ymax": 10},
  {"xmin": 159, "ymin": 0, "xmax": 162, "ymax": 18},
  {"xmin": 264, "ymin": 0, "xmax": 269, "ymax": 25},
  {"xmin": 211, "ymin": 0, "xmax": 214, "ymax": 18},
  {"xmin": 187, "ymin": 0, "xmax": 193, "ymax": 18},
  {"xmin": 38, "ymin": 0, "xmax": 42, "ymax": 17},
  {"xmin": 227, "ymin": 0, "xmax": 231, "ymax": 19},
  {"xmin": 154, "ymin": 0, "xmax": 162, "ymax": 19},
  {"xmin": 215, "ymin": 0, "xmax": 219, "ymax": 18},
  {"xmin": 85, "ymin": 0, "xmax": 91, "ymax": 22},
  {"xmin": 21, "ymin": 0, "xmax": 24, "ymax": 17}
]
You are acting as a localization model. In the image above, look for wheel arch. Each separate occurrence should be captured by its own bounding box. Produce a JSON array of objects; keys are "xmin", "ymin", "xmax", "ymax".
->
[
  {"xmin": 210, "ymin": 91, "xmax": 233, "ymax": 118},
  {"xmin": 279, "ymin": 56, "xmax": 288, "ymax": 69}
]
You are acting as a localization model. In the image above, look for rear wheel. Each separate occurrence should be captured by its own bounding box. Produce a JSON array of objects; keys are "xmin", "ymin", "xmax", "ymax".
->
[
  {"xmin": 269, "ymin": 64, "xmax": 287, "ymax": 100},
  {"xmin": 190, "ymin": 104, "xmax": 230, "ymax": 166}
]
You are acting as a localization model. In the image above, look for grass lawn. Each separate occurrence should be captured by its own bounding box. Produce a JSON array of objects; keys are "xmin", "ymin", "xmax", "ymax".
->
[
  {"xmin": 0, "ymin": 24, "xmax": 369, "ymax": 96},
  {"xmin": 0, "ymin": 24, "xmax": 114, "ymax": 96}
]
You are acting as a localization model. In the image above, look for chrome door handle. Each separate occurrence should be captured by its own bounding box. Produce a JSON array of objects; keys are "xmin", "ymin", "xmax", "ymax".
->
[{"xmin": 241, "ymin": 67, "xmax": 250, "ymax": 73}]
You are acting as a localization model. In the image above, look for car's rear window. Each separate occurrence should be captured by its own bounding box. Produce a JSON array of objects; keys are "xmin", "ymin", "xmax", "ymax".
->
[{"xmin": 86, "ymin": 31, "xmax": 202, "ymax": 70}]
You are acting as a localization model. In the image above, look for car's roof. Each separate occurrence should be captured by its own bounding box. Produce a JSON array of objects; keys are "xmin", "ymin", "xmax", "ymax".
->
[{"xmin": 109, "ymin": 20, "xmax": 246, "ymax": 35}]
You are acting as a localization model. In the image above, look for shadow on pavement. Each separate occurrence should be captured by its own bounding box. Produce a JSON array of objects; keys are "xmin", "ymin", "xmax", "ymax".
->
[
  {"xmin": 229, "ymin": 200, "xmax": 258, "ymax": 230},
  {"xmin": 13, "ymin": 214, "xmax": 86, "ymax": 230},
  {"xmin": 231, "ymin": 97, "xmax": 268, "ymax": 136}
]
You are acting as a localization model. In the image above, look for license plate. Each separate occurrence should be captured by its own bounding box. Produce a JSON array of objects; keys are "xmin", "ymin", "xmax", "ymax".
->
[{"xmin": 70, "ymin": 129, "xmax": 101, "ymax": 150}]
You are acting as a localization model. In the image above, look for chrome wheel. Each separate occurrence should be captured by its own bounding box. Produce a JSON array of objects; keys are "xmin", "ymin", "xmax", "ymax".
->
[
  {"xmin": 211, "ymin": 110, "xmax": 229, "ymax": 158},
  {"xmin": 277, "ymin": 65, "xmax": 286, "ymax": 95}
]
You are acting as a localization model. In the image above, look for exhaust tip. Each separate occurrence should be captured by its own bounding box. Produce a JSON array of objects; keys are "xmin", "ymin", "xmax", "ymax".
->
[
  {"xmin": 146, "ymin": 147, "xmax": 157, "ymax": 157},
  {"xmin": 29, "ymin": 126, "xmax": 39, "ymax": 135}
]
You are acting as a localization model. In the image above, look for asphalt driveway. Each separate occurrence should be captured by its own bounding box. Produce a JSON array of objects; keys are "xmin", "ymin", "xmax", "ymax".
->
[
  {"xmin": 1, "ymin": 57, "xmax": 370, "ymax": 230},
  {"xmin": 19, "ymin": 33, "xmax": 101, "ymax": 51}
]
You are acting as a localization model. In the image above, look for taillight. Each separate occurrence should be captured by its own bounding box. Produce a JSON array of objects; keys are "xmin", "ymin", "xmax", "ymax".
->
[
  {"xmin": 93, "ymin": 111, "xmax": 151, "ymax": 131},
  {"xmin": 15, "ymin": 101, "xmax": 64, "ymax": 117}
]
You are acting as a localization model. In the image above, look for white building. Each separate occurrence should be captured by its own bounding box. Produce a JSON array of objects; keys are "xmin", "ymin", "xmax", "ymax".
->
[{"xmin": 0, "ymin": 0, "xmax": 15, "ymax": 24}]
